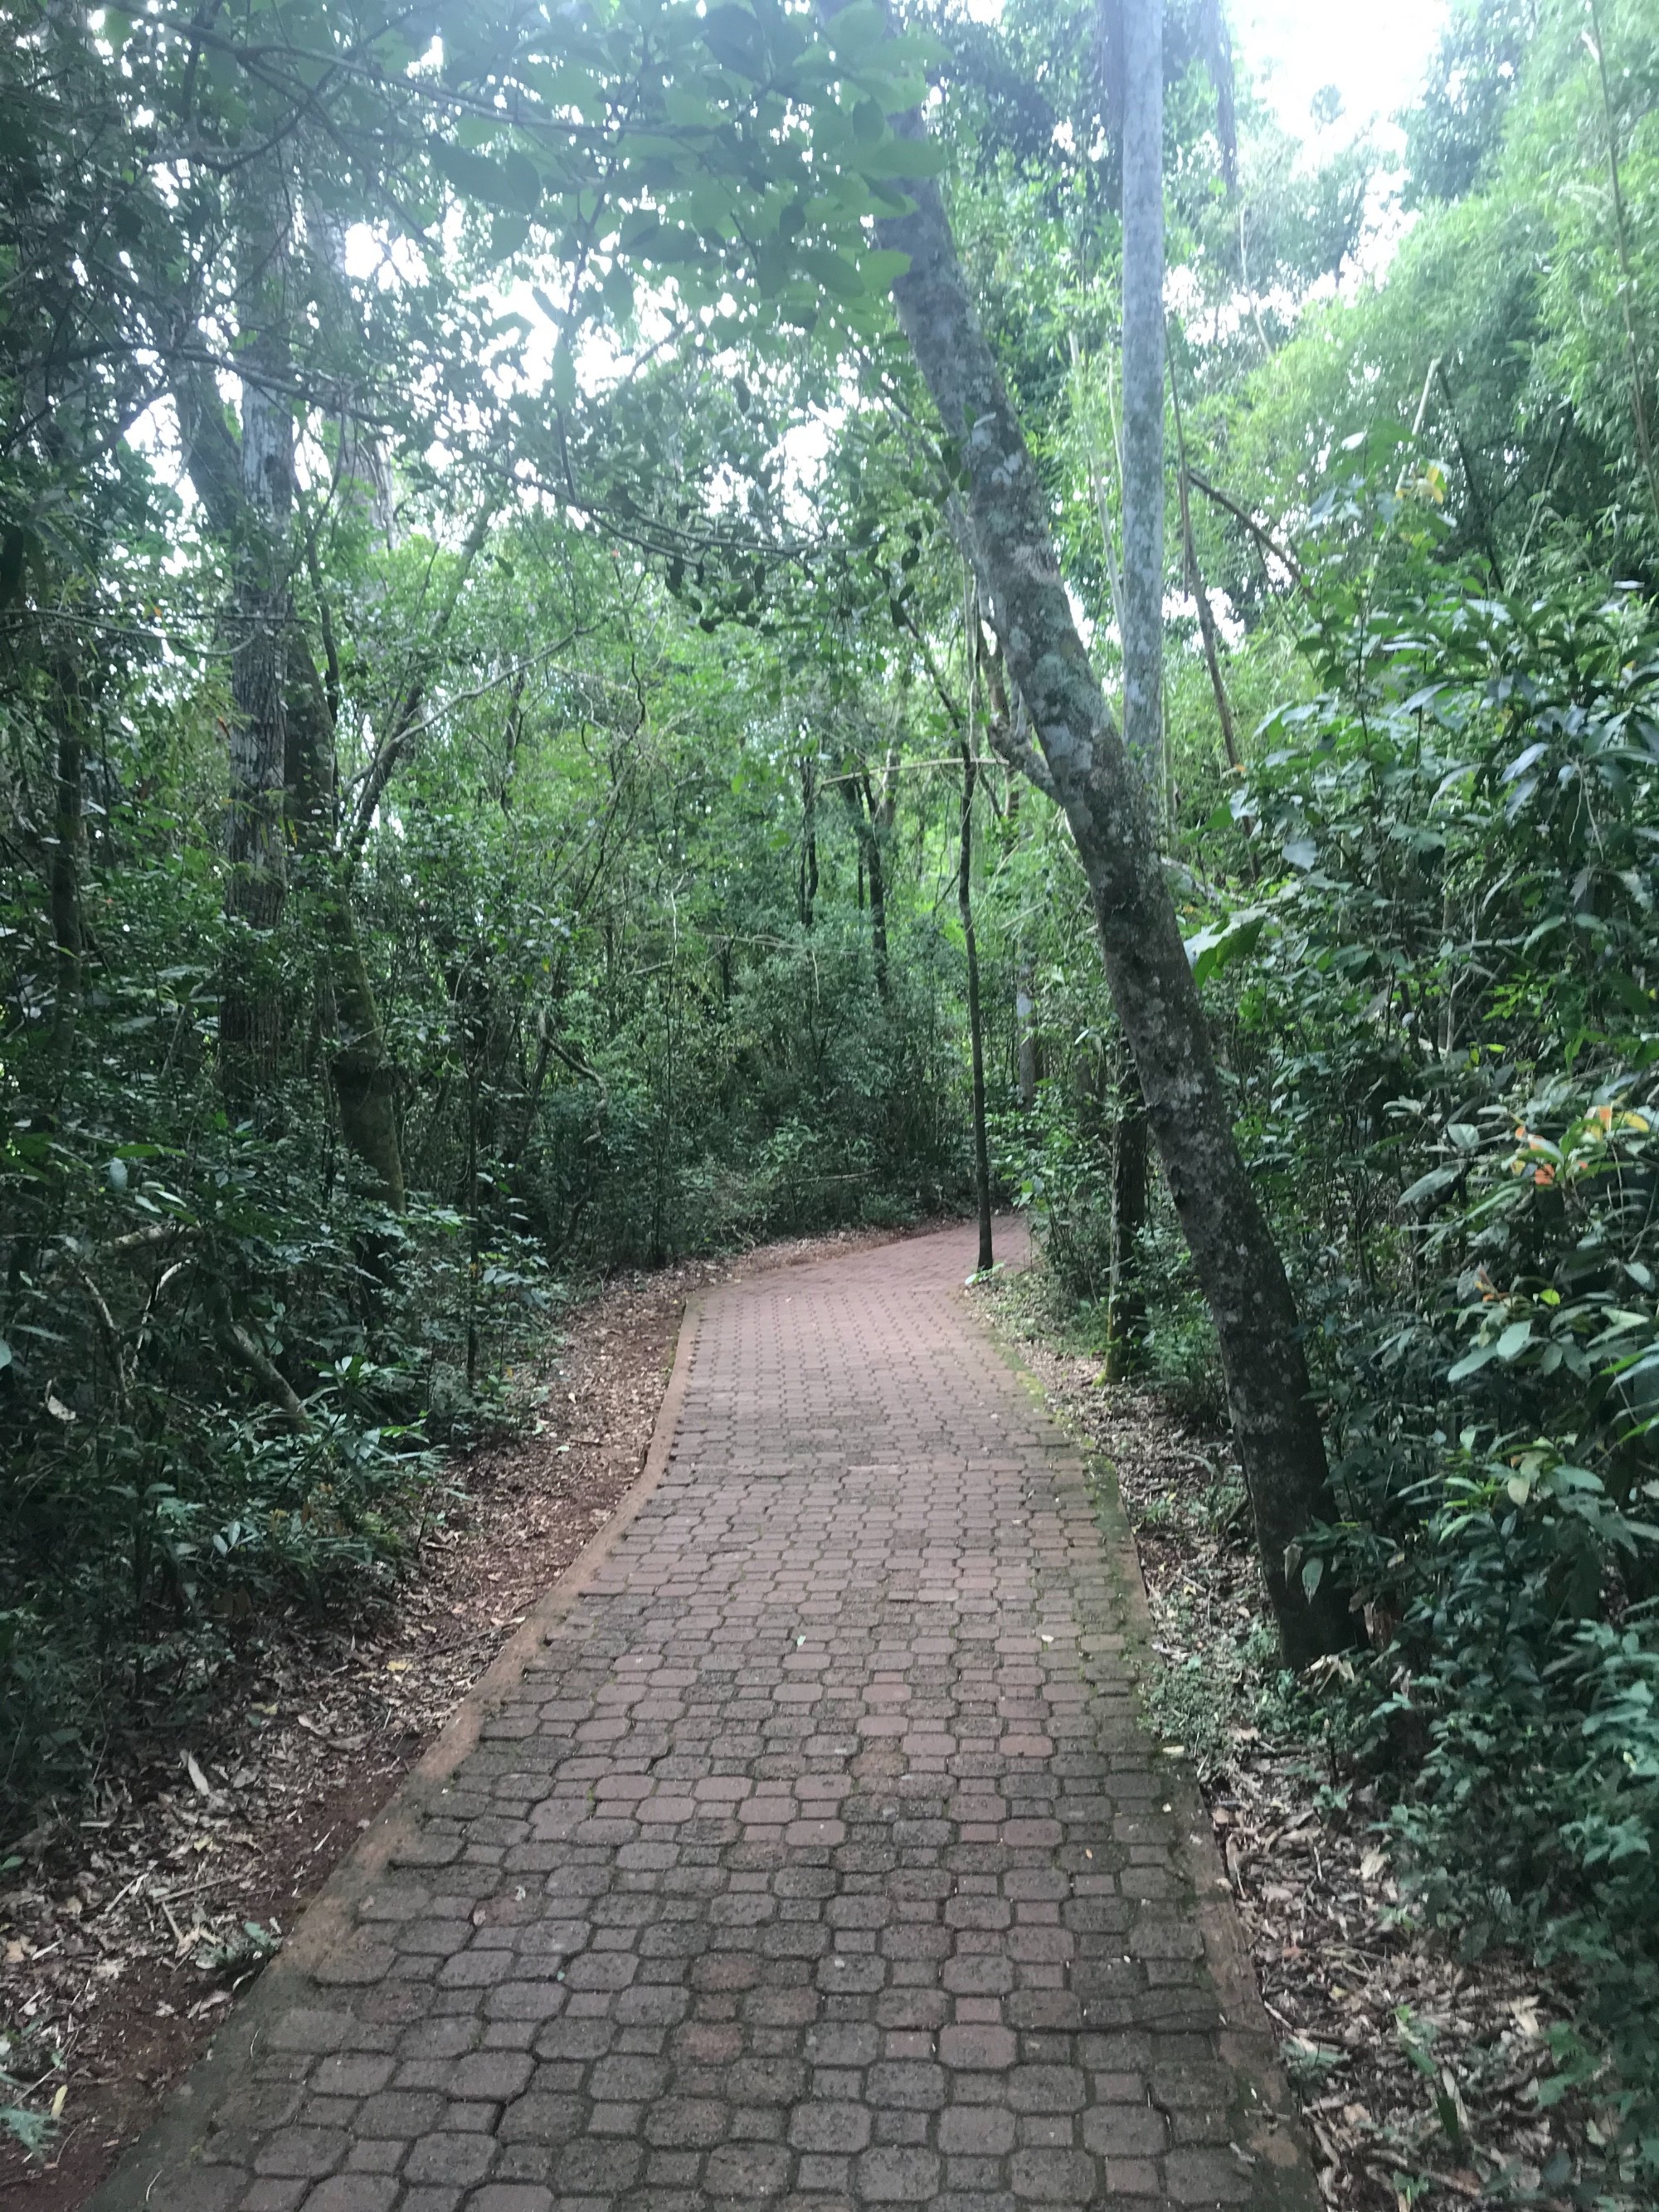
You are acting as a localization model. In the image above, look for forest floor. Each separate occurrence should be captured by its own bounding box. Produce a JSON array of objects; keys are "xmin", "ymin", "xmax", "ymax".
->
[
  {"xmin": 0, "ymin": 1220, "xmax": 917, "ymax": 2210},
  {"xmin": 978, "ymin": 1269, "xmax": 1602, "ymax": 2212}
]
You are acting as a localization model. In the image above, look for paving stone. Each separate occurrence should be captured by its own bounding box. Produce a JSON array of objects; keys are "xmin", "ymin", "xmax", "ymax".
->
[{"xmin": 90, "ymin": 1224, "xmax": 1311, "ymax": 2212}]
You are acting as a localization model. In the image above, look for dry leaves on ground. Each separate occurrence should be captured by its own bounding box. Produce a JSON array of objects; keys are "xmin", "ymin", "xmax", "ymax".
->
[
  {"xmin": 985, "ymin": 1281, "xmax": 1598, "ymax": 2212},
  {"xmin": 0, "ymin": 1222, "xmax": 909, "ymax": 2210}
]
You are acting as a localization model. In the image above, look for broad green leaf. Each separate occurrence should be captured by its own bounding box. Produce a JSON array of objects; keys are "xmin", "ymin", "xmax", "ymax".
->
[{"xmin": 853, "ymin": 135, "xmax": 946, "ymax": 180}]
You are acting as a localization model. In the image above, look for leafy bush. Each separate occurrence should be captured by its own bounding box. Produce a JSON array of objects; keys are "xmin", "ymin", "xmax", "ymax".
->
[
  {"xmin": 1206, "ymin": 556, "xmax": 1659, "ymax": 2174},
  {"xmin": 1018, "ymin": 519, "xmax": 1659, "ymax": 2172}
]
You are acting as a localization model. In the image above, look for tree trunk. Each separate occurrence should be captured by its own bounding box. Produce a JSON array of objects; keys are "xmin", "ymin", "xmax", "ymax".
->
[
  {"xmin": 221, "ymin": 179, "xmax": 294, "ymax": 1108},
  {"xmin": 1121, "ymin": 0, "xmax": 1165, "ymax": 797},
  {"xmin": 1016, "ymin": 967, "xmax": 1038, "ymax": 1108},
  {"xmin": 840, "ymin": 768, "xmax": 892, "ymax": 1003},
  {"xmin": 1002, "ymin": 777, "xmax": 1039, "ymax": 1108},
  {"xmin": 1103, "ymin": 0, "xmax": 1160, "ymax": 1381},
  {"xmin": 958, "ymin": 740, "xmax": 994, "ymax": 1274},
  {"xmin": 863, "ymin": 784, "xmax": 888, "ymax": 996},
  {"xmin": 324, "ymin": 886, "xmax": 406, "ymax": 1213},
  {"xmin": 1168, "ymin": 348, "xmax": 1240, "ymax": 770},
  {"xmin": 48, "ymin": 665, "xmax": 85, "ymax": 1068},
  {"xmin": 289, "ymin": 633, "xmax": 406, "ymax": 1211},
  {"xmin": 1104, "ymin": 1053, "xmax": 1149, "ymax": 1381},
  {"xmin": 862, "ymin": 16, "xmax": 1352, "ymax": 1661},
  {"xmin": 798, "ymin": 756, "xmax": 819, "ymax": 928}
]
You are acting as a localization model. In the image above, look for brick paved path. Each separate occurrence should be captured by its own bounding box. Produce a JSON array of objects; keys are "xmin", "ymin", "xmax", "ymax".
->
[{"xmin": 95, "ymin": 1221, "xmax": 1312, "ymax": 2212}]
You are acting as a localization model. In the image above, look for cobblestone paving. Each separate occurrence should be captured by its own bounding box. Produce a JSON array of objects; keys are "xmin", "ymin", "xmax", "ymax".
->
[{"xmin": 95, "ymin": 1221, "xmax": 1312, "ymax": 2212}]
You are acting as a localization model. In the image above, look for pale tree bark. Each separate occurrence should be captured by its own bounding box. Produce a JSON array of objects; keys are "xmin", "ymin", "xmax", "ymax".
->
[
  {"xmin": 1015, "ymin": 964, "xmax": 1038, "ymax": 1108},
  {"xmin": 306, "ymin": 193, "xmax": 398, "ymax": 550},
  {"xmin": 958, "ymin": 738, "xmax": 994, "ymax": 1275},
  {"xmin": 172, "ymin": 212, "xmax": 406, "ymax": 1208},
  {"xmin": 220, "ymin": 168, "xmax": 295, "ymax": 1106},
  {"xmin": 852, "ymin": 7, "xmax": 1352, "ymax": 1659},
  {"xmin": 47, "ymin": 657, "xmax": 85, "ymax": 1069},
  {"xmin": 288, "ymin": 640, "xmax": 407, "ymax": 1211},
  {"xmin": 988, "ymin": 660, "xmax": 1039, "ymax": 1109},
  {"xmin": 1104, "ymin": 0, "xmax": 1161, "ymax": 1377},
  {"xmin": 798, "ymin": 755, "xmax": 820, "ymax": 928},
  {"xmin": 839, "ymin": 747, "xmax": 898, "ymax": 1004},
  {"xmin": 1120, "ymin": 0, "xmax": 1165, "ymax": 796}
]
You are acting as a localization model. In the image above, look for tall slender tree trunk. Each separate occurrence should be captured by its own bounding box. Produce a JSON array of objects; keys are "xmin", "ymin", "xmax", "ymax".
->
[
  {"xmin": 989, "ymin": 668, "xmax": 1039, "ymax": 1110},
  {"xmin": 854, "ymin": 0, "xmax": 1353, "ymax": 1661},
  {"xmin": 841, "ymin": 767, "xmax": 892, "ymax": 1003},
  {"xmin": 175, "ymin": 243, "xmax": 405, "ymax": 1207},
  {"xmin": 1121, "ymin": 0, "xmax": 1165, "ymax": 800},
  {"xmin": 1104, "ymin": 1043, "xmax": 1149, "ymax": 1376},
  {"xmin": 1015, "ymin": 967, "xmax": 1038, "ymax": 1108},
  {"xmin": 48, "ymin": 660, "xmax": 85, "ymax": 1069},
  {"xmin": 798, "ymin": 756, "xmax": 819, "ymax": 928},
  {"xmin": 221, "ymin": 177, "xmax": 294, "ymax": 1108},
  {"xmin": 1102, "ymin": 0, "xmax": 1162, "ymax": 1379},
  {"xmin": 958, "ymin": 740, "xmax": 994, "ymax": 1274},
  {"xmin": 289, "ymin": 641, "xmax": 406, "ymax": 1211}
]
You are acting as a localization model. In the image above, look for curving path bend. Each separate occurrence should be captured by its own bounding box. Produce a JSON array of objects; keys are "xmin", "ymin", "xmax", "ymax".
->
[{"xmin": 91, "ymin": 1219, "xmax": 1314, "ymax": 2212}]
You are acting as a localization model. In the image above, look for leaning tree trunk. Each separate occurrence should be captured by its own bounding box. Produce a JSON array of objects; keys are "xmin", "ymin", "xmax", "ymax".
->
[
  {"xmin": 958, "ymin": 739, "xmax": 994, "ymax": 1275},
  {"xmin": 855, "ymin": 6, "xmax": 1352, "ymax": 1661}
]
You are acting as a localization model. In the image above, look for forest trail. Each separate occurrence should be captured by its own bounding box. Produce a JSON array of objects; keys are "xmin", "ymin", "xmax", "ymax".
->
[{"xmin": 90, "ymin": 1220, "xmax": 1312, "ymax": 2212}]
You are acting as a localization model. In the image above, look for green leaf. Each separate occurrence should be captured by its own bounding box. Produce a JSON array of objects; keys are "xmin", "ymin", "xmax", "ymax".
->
[
  {"xmin": 503, "ymin": 151, "xmax": 542, "ymax": 215},
  {"xmin": 852, "ymin": 135, "xmax": 946, "ymax": 180},
  {"xmin": 703, "ymin": 6, "xmax": 766, "ymax": 79},
  {"xmin": 1185, "ymin": 909, "xmax": 1267, "ymax": 987},
  {"xmin": 825, "ymin": 2, "xmax": 888, "ymax": 63},
  {"xmin": 1399, "ymin": 1165, "xmax": 1461, "ymax": 1210},
  {"xmin": 1496, "ymin": 1319, "xmax": 1533, "ymax": 1362},
  {"xmin": 431, "ymin": 142, "xmax": 513, "ymax": 211},
  {"xmin": 1447, "ymin": 1342, "xmax": 1499, "ymax": 1381},
  {"xmin": 858, "ymin": 248, "xmax": 911, "ymax": 291},
  {"xmin": 601, "ymin": 262, "xmax": 635, "ymax": 324},
  {"xmin": 797, "ymin": 246, "xmax": 865, "ymax": 301}
]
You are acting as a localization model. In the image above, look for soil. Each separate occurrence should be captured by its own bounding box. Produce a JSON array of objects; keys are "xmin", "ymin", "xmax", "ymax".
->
[
  {"xmin": 0, "ymin": 1221, "xmax": 921, "ymax": 2210},
  {"xmin": 980, "ymin": 1274, "xmax": 1604, "ymax": 2212}
]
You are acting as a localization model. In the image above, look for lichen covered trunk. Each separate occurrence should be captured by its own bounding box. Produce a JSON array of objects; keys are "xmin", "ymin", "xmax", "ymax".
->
[
  {"xmin": 870, "ymin": 120, "xmax": 1350, "ymax": 1663},
  {"xmin": 221, "ymin": 184, "xmax": 294, "ymax": 1105},
  {"xmin": 289, "ymin": 636, "xmax": 406, "ymax": 1212},
  {"xmin": 958, "ymin": 743, "xmax": 994, "ymax": 1275}
]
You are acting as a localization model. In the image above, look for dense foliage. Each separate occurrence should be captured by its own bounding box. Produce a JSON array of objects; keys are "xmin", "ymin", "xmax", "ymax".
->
[{"xmin": 2, "ymin": 0, "xmax": 1658, "ymax": 2180}]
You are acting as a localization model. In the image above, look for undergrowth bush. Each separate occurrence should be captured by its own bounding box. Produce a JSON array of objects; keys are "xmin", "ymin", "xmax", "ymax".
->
[{"xmin": 1019, "ymin": 515, "xmax": 1659, "ymax": 2178}]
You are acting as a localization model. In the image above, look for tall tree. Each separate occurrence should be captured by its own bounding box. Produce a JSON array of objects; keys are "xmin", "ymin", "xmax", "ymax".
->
[
  {"xmin": 1120, "ymin": 0, "xmax": 1165, "ymax": 797},
  {"xmin": 1101, "ymin": 0, "xmax": 1164, "ymax": 1376},
  {"xmin": 219, "ymin": 161, "xmax": 296, "ymax": 1104},
  {"xmin": 858, "ymin": 7, "xmax": 1352, "ymax": 1661},
  {"xmin": 958, "ymin": 733, "xmax": 994, "ymax": 1275}
]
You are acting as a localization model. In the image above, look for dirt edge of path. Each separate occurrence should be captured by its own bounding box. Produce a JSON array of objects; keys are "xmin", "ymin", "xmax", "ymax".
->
[
  {"xmin": 974, "ymin": 1269, "xmax": 1610, "ymax": 2212},
  {"xmin": 0, "ymin": 1220, "xmax": 931, "ymax": 2212},
  {"xmin": 969, "ymin": 1289, "xmax": 1317, "ymax": 2211},
  {"xmin": 82, "ymin": 1272, "xmax": 708, "ymax": 2212}
]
